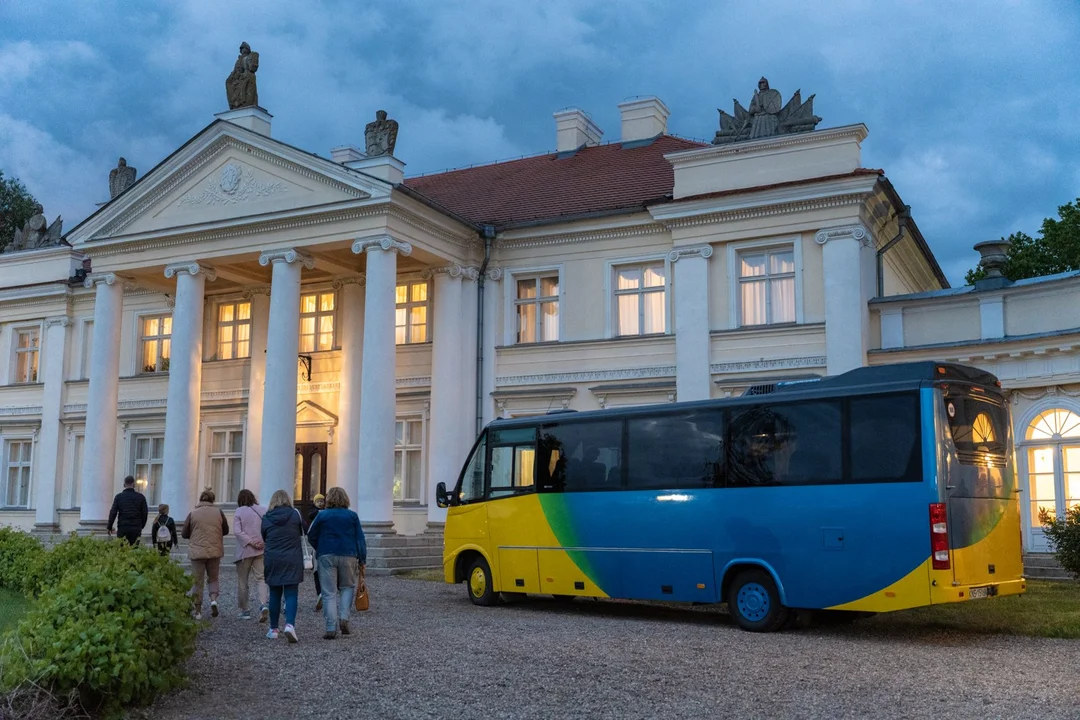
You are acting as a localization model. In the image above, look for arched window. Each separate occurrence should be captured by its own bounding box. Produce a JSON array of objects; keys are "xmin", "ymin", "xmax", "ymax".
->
[
  {"xmin": 1026, "ymin": 409, "xmax": 1080, "ymax": 441},
  {"xmin": 1023, "ymin": 409, "xmax": 1080, "ymax": 545}
]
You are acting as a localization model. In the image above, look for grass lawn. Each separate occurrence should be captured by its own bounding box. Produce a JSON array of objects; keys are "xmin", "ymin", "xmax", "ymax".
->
[
  {"xmin": 398, "ymin": 569, "xmax": 444, "ymax": 582},
  {"xmin": 0, "ymin": 588, "xmax": 29, "ymax": 636},
  {"xmin": 865, "ymin": 580, "xmax": 1080, "ymax": 639}
]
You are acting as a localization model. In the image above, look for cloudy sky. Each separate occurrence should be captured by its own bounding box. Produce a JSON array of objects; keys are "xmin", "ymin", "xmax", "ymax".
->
[{"xmin": 2, "ymin": 0, "xmax": 1078, "ymax": 284}]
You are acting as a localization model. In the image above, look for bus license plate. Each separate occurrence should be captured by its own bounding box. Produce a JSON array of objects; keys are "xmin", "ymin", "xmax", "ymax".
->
[{"xmin": 969, "ymin": 586, "xmax": 989, "ymax": 600}]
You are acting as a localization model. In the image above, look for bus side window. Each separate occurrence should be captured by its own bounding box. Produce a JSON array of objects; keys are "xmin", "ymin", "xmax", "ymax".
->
[
  {"xmin": 488, "ymin": 427, "xmax": 538, "ymax": 499},
  {"xmin": 538, "ymin": 421, "xmax": 622, "ymax": 492},
  {"xmin": 728, "ymin": 401, "xmax": 842, "ymax": 486},
  {"xmin": 627, "ymin": 411, "xmax": 724, "ymax": 489},
  {"xmin": 849, "ymin": 393, "xmax": 920, "ymax": 483},
  {"xmin": 459, "ymin": 434, "xmax": 487, "ymax": 503}
]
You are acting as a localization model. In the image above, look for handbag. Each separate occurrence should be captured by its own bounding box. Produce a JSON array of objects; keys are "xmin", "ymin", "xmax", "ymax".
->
[
  {"xmin": 296, "ymin": 508, "xmax": 314, "ymax": 570},
  {"xmin": 354, "ymin": 563, "xmax": 369, "ymax": 611}
]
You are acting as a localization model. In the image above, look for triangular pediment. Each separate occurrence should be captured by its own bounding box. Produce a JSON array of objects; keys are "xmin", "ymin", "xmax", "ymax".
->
[
  {"xmin": 69, "ymin": 121, "xmax": 389, "ymax": 245},
  {"xmin": 296, "ymin": 400, "xmax": 338, "ymax": 427}
]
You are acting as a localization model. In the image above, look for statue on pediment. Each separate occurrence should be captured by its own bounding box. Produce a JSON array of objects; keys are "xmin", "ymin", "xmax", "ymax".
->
[
  {"xmin": 5, "ymin": 204, "xmax": 63, "ymax": 254},
  {"xmin": 365, "ymin": 110, "xmax": 399, "ymax": 157},
  {"xmin": 109, "ymin": 157, "xmax": 137, "ymax": 199},
  {"xmin": 225, "ymin": 42, "xmax": 260, "ymax": 109},
  {"xmin": 713, "ymin": 77, "xmax": 822, "ymax": 145}
]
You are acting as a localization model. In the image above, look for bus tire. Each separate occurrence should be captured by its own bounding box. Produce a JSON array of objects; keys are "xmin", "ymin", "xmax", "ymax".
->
[
  {"xmin": 727, "ymin": 568, "xmax": 789, "ymax": 632},
  {"xmin": 467, "ymin": 556, "xmax": 498, "ymax": 606}
]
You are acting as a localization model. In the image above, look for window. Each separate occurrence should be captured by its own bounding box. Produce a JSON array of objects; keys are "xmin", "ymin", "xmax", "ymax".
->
[
  {"xmin": 13, "ymin": 327, "xmax": 40, "ymax": 383},
  {"xmin": 4, "ymin": 440, "xmax": 32, "ymax": 507},
  {"xmin": 1024, "ymin": 409, "xmax": 1080, "ymax": 529},
  {"xmin": 457, "ymin": 434, "xmax": 487, "ymax": 504},
  {"xmin": 216, "ymin": 301, "xmax": 252, "ymax": 360},
  {"xmin": 133, "ymin": 434, "xmax": 164, "ymax": 504},
  {"xmin": 728, "ymin": 401, "xmax": 842, "ymax": 486},
  {"xmin": 394, "ymin": 418, "xmax": 424, "ymax": 502},
  {"xmin": 615, "ymin": 263, "xmax": 666, "ymax": 336},
  {"xmin": 490, "ymin": 427, "xmax": 536, "ymax": 498},
  {"xmin": 627, "ymin": 411, "xmax": 724, "ymax": 489},
  {"xmin": 300, "ymin": 291, "xmax": 335, "ymax": 352},
  {"xmin": 209, "ymin": 429, "xmax": 244, "ymax": 503},
  {"xmin": 515, "ymin": 276, "xmax": 559, "ymax": 343},
  {"xmin": 849, "ymin": 394, "xmax": 921, "ymax": 483},
  {"xmin": 943, "ymin": 391, "xmax": 1009, "ymax": 462},
  {"xmin": 140, "ymin": 315, "xmax": 171, "ymax": 373},
  {"xmin": 537, "ymin": 420, "xmax": 623, "ymax": 492},
  {"xmin": 739, "ymin": 247, "xmax": 795, "ymax": 326},
  {"xmin": 395, "ymin": 280, "xmax": 429, "ymax": 345}
]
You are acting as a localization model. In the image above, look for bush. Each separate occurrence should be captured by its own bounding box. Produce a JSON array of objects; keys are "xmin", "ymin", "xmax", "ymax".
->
[
  {"xmin": 29, "ymin": 535, "xmax": 135, "ymax": 597},
  {"xmin": 0, "ymin": 528, "xmax": 45, "ymax": 595},
  {"xmin": 1040, "ymin": 506, "xmax": 1080, "ymax": 578},
  {"xmin": 0, "ymin": 541, "xmax": 198, "ymax": 718}
]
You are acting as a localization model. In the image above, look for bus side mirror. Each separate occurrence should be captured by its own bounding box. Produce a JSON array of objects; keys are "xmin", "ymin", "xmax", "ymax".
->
[{"xmin": 436, "ymin": 482, "xmax": 449, "ymax": 508}]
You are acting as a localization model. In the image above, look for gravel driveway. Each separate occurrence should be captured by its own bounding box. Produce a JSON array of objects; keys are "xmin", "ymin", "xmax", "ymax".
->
[{"xmin": 150, "ymin": 570, "xmax": 1079, "ymax": 720}]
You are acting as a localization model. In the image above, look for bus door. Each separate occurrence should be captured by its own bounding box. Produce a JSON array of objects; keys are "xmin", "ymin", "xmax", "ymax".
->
[
  {"xmin": 486, "ymin": 428, "xmax": 543, "ymax": 594},
  {"xmin": 940, "ymin": 386, "xmax": 1023, "ymax": 589}
]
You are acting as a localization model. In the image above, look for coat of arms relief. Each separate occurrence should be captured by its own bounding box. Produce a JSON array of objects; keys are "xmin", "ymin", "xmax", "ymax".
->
[{"xmin": 180, "ymin": 161, "xmax": 287, "ymax": 206}]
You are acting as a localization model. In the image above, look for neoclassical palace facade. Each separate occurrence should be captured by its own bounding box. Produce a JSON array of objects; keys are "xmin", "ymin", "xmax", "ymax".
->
[{"xmin": 1, "ymin": 95, "xmax": 1077, "ymax": 555}]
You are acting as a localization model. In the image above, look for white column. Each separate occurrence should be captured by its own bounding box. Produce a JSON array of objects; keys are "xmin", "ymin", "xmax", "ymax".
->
[
  {"xmin": 670, "ymin": 245, "xmax": 713, "ymax": 401},
  {"xmin": 257, "ymin": 249, "xmax": 314, "ymax": 502},
  {"xmin": 241, "ymin": 287, "xmax": 270, "ymax": 499},
  {"xmin": 817, "ymin": 225, "xmax": 871, "ymax": 375},
  {"xmin": 33, "ymin": 316, "xmax": 71, "ymax": 531},
  {"xmin": 79, "ymin": 273, "xmax": 127, "ymax": 529},
  {"xmin": 458, "ymin": 267, "xmax": 480, "ymax": 459},
  {"xmin": 351, "ymin": 235, "xmax": 411, "ymax": 531},
  {"xmin": 334, "ymin": 276, "xmax": 365, "ymax": 492},
  {"xmin": 160, "ymin": 262, "xmax": 214, "ymax": 520},
  {"xmin": 480, "ymin": 267, "xmax": 501, "ymax": 426},
  {"xmin": 426, "ymin": 265, "xmax": 464, "ymax": 525}
]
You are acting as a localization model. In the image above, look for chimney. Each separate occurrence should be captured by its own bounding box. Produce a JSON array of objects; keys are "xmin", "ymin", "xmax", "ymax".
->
[
  {"xmin": 331, "ymin": 145, "xmax": 365, "ymax": 164},
  {"xmin": 553, "ymin": 108, "xmax": 603, "ymax": 153},
  {"xmin": 617, "ymin": 96, "xmax": 669, "ymax": 144},
  {"xmin": 214, "ymin": 107, "xmax": 273, "ymax": 137}
]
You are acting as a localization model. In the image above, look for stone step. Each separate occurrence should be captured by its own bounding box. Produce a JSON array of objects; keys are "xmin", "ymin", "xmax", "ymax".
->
[
  {"xmin": 367, "ymin": 535, "xmax": 444, "ymax": 549},
  {"xmin": 1024, "ymin": 567, "xmax": 1074, "ymax": 581},
  {"xmin": 367, "ymin": 545, "xmax": 446, "ymax": 559},
  {"xmin": 1023, "ymin": 556, "xmax": 1064, "ymax": 569}
]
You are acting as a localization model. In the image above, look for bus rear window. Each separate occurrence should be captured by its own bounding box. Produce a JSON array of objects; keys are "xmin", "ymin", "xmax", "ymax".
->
[{"xmin": 943, "ymin": 391, "xmax": 1008, "ymax": 460}]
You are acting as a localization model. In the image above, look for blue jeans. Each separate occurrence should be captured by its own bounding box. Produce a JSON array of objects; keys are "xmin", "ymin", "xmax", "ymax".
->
[
  {"xmin": 268, "ymin": 584, "xmax": 298, "ymax": 629},
  {"xmin": 318, "ymin": 555, "xmax": 359, "ymax": 632}
]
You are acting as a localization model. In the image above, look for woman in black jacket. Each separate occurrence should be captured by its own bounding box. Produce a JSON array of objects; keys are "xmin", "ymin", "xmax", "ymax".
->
[{"xmin": 261, "ymin": 490, "xmax": 305, "ymax": 643}]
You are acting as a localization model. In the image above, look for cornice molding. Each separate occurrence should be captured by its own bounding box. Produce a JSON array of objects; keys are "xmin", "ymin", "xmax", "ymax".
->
[
  {"xmin": 164, "ymin": 261, "xmax": 217, "ymax": 281},
  {"xmin": 0, "ymin": 405, "xmax": 43, "ymax": 417},
  {"xmin": 241, "ymin": 286, "xmax": 271, "ymax": 299},
  {"xmin": 386, "ymin": 206, "xmax": 475, "ymax": 250},
  {"xmin": 331, "ymin": 274, "xmax": 367, "ymax": 289},
  {"xmin": 352, "ymin": 235, "xmax": 412, "ymax": 257},
  {"xmin": 815, "ymin": 224, "xmax": 869, "ymax": 246},
  {"xmin": 709, "ymin": 356, "xmax": 827, "ymax": 375},
  {"xmin": 667, "ymin": 245, "xmax": 714, "ymax": 262},
  {"xmin": 659, "ymin": 193, "xmax": 866, "ymax": 230},
  {"xmin": 258, "ymin": 248, "xmax": 315, "ymax": 269},
  {"xmin": 664, "ymin": 124, "xmax": 870, "ymax": 165},
  {"xmin": 497, "ymin": 365, "xmax": 676, "ymax": 387},
  {"xmin": 43, "ymin": 315, "xmax": 72, "ymax": 328},
  {"xmin": 496, "ymin": 222, "xmax": 662, "ymax": 251}
]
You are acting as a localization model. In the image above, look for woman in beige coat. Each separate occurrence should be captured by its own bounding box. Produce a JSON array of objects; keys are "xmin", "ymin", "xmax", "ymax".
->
[{"xmin": 182, "ymin": 488, "xmax": 229, "ymax": 620}]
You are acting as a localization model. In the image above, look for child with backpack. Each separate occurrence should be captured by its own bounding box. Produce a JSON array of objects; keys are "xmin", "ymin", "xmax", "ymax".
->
[{"xmin": 152, "ymin": 503, "xmax": 178, "ymax": 557}]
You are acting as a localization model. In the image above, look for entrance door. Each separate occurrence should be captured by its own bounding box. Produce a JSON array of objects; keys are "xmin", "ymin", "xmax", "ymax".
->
[
  {"xmin": 1023, "ymin": 409, "xmax": 1080, "ymax": 552},
  {"xmin": 294, "ymin": 443, "xmax": 328, "ymax": 523}
]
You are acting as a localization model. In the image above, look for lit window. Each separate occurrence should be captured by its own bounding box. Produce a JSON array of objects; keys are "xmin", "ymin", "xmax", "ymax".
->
[
  {"xmin": 13, "ymin": 327, "xmax": 40, "ymax": 383},
  {"xmin": 515, "ymin": 275, "xmax": 559, "ymax": 343},
  {"xmin": 394, "ymin": 418, "xmax": 423, "ymax": 502},
  {"xmin": 216, "ymin": 301, "xmax": 252, "ymax": 360},
  {"xmin": 209, "ymin": 429, "xmax": 244, "ymax": 503},
  {"xmin": 1024, "ymin": 408, "xmax": 1080, "ymax": 530},
  {"xmin": 133, "ymin": 435, "xmax": 164, "ymax": 504},
  {"xmin": 395, "ymin": 281, "xmax": 429, "ymax": 345},
  {"xmin": 1027, "ymin": 409, "xmax": 1080, "ymax": 440},
  {"xmin": 3, "ymin": 440, "xmax": 32, "ymax": 507},
  {"xmin": 615, "ymin": 263, "xmax": 666, "ymax": 336},
  {"xmin": 300, "ymin": 292, "xmax": 336, "ymax": 353},
  {"xmin": 140, "ymin": 315, "xmax": 172, "ymax": 373},
  {"xmin": 739, "ymin": 247, "xmax": 795, "ymax": 326}
]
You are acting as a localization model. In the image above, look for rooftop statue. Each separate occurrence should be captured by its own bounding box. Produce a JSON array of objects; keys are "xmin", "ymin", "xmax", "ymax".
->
[
  {"xmin": 364, "ymin": 110, "xmax": 399, "ymax": 157},
  {"xmin": 109, "ymin": 157, "xmax": 137, "ymax": 199},
  {"xmin": 713, "ymin": 77, "xmax": 822, "ymax": 145},
  {"xmin": 225, "ymin": 42, "xmax": 260, "ymax": 109},
  {"xmin": 5, "ymin": 204, "xmax": 63, "ymax": 254}
]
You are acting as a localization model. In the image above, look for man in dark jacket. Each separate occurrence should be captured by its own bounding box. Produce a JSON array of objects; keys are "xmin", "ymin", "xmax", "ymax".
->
[{"xmin": 108, "ymin": 475, "xmax": 149, "ymax": 545}]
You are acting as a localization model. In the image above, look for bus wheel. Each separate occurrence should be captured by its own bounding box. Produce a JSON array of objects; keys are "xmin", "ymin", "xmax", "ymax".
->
[
  {"xmin": 727, "ymin": 569, "xmax": 789, "ymax": 632},
  {"xmin": 467, "ymin": 557, "xmax": 498, "ymax": 606}
]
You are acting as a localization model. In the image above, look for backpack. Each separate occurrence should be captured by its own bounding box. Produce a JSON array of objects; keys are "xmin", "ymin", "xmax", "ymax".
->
[{"xmin": 156, "ymin": 516, "xmax": 172, "ymax": 543}]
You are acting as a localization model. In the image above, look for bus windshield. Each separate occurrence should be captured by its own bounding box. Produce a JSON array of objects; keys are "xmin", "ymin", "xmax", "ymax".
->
[{"xmin": 942, "ymin": 387, "xmax": 1009, "ymax": 462}]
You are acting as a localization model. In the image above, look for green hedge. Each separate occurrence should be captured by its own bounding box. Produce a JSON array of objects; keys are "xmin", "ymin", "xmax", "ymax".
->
[
  {"xmin": 1041, "ymin": 506, "xmax": 1080, "ymax": 578},
  {"xmin": 0, "ymin": 527, "xmax": 46, "ymax": 595},
  {"xmin": 0, "ymin": 533, "xmax": 198, "ymax": 718}
]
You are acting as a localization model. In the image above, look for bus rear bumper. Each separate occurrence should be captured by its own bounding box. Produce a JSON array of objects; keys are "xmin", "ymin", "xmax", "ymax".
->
[{"xmin": 931, "ymin": 577, "xmax": 1026, "ymax": 605}]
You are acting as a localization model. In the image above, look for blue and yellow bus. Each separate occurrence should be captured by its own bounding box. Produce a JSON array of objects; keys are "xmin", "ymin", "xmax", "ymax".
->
[{"xmin": 436, "ymin": 362, "xmax": 1025, "ymax": 631}]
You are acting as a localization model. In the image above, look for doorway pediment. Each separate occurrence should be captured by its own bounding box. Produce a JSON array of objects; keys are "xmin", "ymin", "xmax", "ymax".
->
[{"xmin": 296, "ymin": 400, "xmax": 337, "ymax": 428}]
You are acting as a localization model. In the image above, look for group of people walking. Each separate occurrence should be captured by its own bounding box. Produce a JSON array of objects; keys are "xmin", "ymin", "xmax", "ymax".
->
[{"xmin": 107, "ymin": 479, "xmax": 367, "ymax": 642}]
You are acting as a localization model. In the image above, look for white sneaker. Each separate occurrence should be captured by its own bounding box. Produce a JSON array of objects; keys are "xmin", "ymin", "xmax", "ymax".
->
[
  {"xmin": 210, "ymin": 601, "xmax": 219, "ymax": 618},
  {"xmin": 266, "ymin": 628, "xmax": 279, "ymax": 640},
  {"xmin": 284, "ymin": 624, "xmax": 297, "ymax": 643},
  {"xmin": 194, "ymin": 612, "xmax": 202, "ymax": 621}
]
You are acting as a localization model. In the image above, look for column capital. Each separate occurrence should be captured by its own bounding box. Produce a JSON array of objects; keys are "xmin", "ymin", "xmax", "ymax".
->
[
  {"xmin": 421, "ymin": 264, "xmax": 463, "ymax": 280},
  {"xmin": 815, "ymin": 224, "xmax": 870, "ymax": 246},
  {"xmin": 351, "ymin": 235, "xmax": 412, "ymax": 257},
  {"xmin": 83, "ymin": 272, "xmax": 134, "ymax": 290},
  {"xmin": 667, "ymin": 245, "xmax": 714, "ymax": 262},
  {"xmin": 461, "ymin": 266, "xmax": 481, "ymax": 281},
  {"xmin": 485, "ymin": 266, "xmax": 503, "ymax": 281},
  {"xmin": 332, "ymin": 274, "xmax": 367, "ymax": 289},
  {"xmin": 258, "ymin": 248, "xmax": 316, "ymax": 269},
  {"xmin": 242, "ymin": 286, "xmax": 272, "ymax": 299},
  {"xmin": 43, "ymin": 315, "xmax": 72, "ymax": 328},
  {"xmin": 164, "ymin": 261, "xmax": 217, "ymax": 281}
]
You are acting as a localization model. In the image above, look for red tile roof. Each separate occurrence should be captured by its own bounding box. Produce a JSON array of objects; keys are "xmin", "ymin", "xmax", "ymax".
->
[{"xmin": 402, "ymin": 135, "xmax": 707, "ymax": 229}]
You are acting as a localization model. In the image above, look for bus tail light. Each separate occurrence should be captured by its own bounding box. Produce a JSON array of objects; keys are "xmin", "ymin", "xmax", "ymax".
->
[{"xmin": 930, "ymin": 503, "xmax": 950, "ymax": 570}]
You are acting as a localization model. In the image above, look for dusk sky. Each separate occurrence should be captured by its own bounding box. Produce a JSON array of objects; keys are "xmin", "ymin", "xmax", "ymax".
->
[{"xmin": 1, "ymin": 1, "xmax": 1078, "ymax": 284}]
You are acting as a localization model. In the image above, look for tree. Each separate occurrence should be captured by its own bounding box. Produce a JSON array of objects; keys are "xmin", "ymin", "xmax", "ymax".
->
[
  {"xmin": 965, "ymin": 198, "xmax": 1080, "ymax": 284},
  {"xmin": 0, "ymin": 171, "xmax": 40, "ymax": 253}
]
